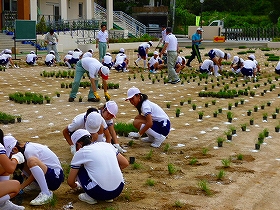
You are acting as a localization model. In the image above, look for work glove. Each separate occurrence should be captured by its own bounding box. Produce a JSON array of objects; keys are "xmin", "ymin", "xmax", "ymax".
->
[
  {"xmin": 70, "ymin": 145, "xmax": 76, "ymax": 155},
  {"xmin": 11, "ymin": 152, "xmax": 25, "ymax": 164},
  {"xmin": 104, "ymin": 91, "xmax": 111, "ymax": 101},
  {"xmin": 75, "ymin": 181, "xmax": 82, "ymax": 190},
  {"xmin": 49, "ymin": 42, "xmax": 53, "ymax": 45},
  {"xmin": 128, "ymin": 132, "xmax": 140, "ymax": 139},
  {"xmin": 114, "ymin": 144, "xmax": 127, "ymax": 153},
  {"xmin": 94, "ymin": 91, "xmax": 101, "ymax": 100}
]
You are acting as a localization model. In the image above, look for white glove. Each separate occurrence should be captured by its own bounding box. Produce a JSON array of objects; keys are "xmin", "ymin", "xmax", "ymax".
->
[
  {"xmin": 49, "ymin": 42, "xmax": 53, "ymax": 45},
  {"xmin": 113, "ymin": 144, "xmax": 127, "ymax": 153},
  {"xmin": 75, "ymin": 181, "xmax": 82, "ymax": 190},
  {"xmin": 70, "ymin": 145, "xmax": 76, "ymax": 155},
  {"xmin": 11, "ymin": 152, "xmax": 25, "ymax": 164},
  {"xmin": 128, "ymin": 132, "xmax": 140, "ymax": 139}
]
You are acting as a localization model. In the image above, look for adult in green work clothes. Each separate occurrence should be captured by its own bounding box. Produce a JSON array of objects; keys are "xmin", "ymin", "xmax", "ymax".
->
[
  {"xmin": 186, "ymin": 27, "xmax": 203, "ymax": 67},
  {"xmin": 96, "ymin": 24, "xmax": 109, "ymax": 62}
]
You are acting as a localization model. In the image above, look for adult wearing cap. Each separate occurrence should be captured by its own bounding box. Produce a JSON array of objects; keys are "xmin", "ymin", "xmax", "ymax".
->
[
  {"xmin": 186, "ymin": 27, "xmax": 204, "ymax": 68},
  {"xmin": 0, "ymin": 129, "xmax": 25, "ymax": 210},
  {"xmin": 45, "ymin": 50, "xmax": 56, "ymax": 66},
  {"xmin": 0, "ymin": 49, "xmax": 18, "ymax": 68},
  {"xmin": 230, "ymin": 56, "xmax": 244, "ymax": 74},
  {"xmin": 99, "ymin": 101, "xmax": 127, "ymax": 153},
  {"xmin": 125, "ymin": 87, "xmax": 171, "ymax": 148},
  {"xmin": 2, "ymin": 133, "xmax": 64, "ymax": 206},
  {"xmin": 62, "ymin": 107, "xmax": 99, "ymax": 155},
  {"xmin": 44, "ymin": 29, "xmax": 60, "ymax": 62},
  {"xmin": 96, "ymin": 24, "xmax": 109, "ymax": 62},
  {"xmin": 159, "ymin": 27, "xmax": 180, "ymax": 84},
  {"xmin": 68, "ymin": 57, "xmax": 110, "ymax": 102},
  {"xmin": 67, "ymin": 129, "xmax": 128, "ymax": 205},
  {"xmin": 208, "ymin": 48, "xmax": 231, "ymax": 77},
  {"xmin": 134, "ymin": 41, "xmax": 153, "ymax": 69},
  {"xmin": 114, "ymin": 48, "xmax": 129, "ymax": 72},
  {"xmin": 148, "ymin": 51, "xmax": 164, "ymax": 73},
  {"xmin": 102, "ymin": 52, "xmax": 114, "ymax": 70},
  {"xmin": 26, "ymin": 51, "xmax": 38, "ymax": 65}
]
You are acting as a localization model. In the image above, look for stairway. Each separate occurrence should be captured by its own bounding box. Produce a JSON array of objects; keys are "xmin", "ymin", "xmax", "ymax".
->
[
  {"xmin": 0, "ymin": 32, "xmax": 37, "ymax": 54},
  {"xmin": 94, "ymin": 3, "xmax": 146, "ymax": 37}
]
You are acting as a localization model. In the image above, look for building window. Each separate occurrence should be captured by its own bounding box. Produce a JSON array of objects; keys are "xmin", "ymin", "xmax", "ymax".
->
[{"xmin": 79, "ymin": 3, "xmax": 83, "ymax": 18}]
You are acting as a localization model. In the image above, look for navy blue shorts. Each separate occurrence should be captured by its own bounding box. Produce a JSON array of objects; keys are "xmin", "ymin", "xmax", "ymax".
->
[
  {"xmin": 275, "ymin": 69, "xmax": 280, "ymax": 75},
  {"xmin": 69, "ymin": 58, "xmax": 79, "ymax": 64},
  {"xmin": 115, "ymin": 62, "xmax": 126, "ymax": 71},
  {"xmin": 151, "ymin": 120, "xmax": 170, "ymax": 137},
  {"xmin": 208, "ymin": 50, "xmax": 216, "ymax": 59},
  {"xmin": 0, "ymin": 59, "xmax": 9, "ymax": 65},
  {"xmin": 241, "ymin": 67, "xmax": 253, "ymax": 76},
  {"xmin": 138, "ymin": 46, "xmax": 146, "ymax": 57},
  {"xmin": 45, "ymin": 168, "xmax": 64, "ymax": 191},
  {"xmin": 78, "ymin": 167, "xmax": 124, "ymax": 200},
  {"xmin": 102, "ymin": 62, "xmax": 113, "ymax": 69},
  {"xmin": 45, "ymin": 61, "xmax": 54, "ymax": 66},
  {"xmin": 199, "ymin": 67, "xmax": 209, "ymax": 74}
]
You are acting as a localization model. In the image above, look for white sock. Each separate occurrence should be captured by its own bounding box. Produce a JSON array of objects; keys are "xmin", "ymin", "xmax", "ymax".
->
[
  {"xmin": 0, "ymin": 176, "xmax": 10, "ymax": 181},
  {"xmin": 214, "ymin": 66, "xmax": 219, "ymax": 75},
  {"xmin": 140, "ymin": 124, "xmax": 161, "ymax": 139},
  {"xmin": 30, "ymin": 166, "xmax": 50, "ymax": 195},
  {"xmin": 0, "ymin": 195, "xmax": 10, "ymax": 204},
  {"xmin": 136, "ymin": 58, "xmax": 141, "ymax": 63},
  {"xmin": 65, "ymin": 61, "xmax": 71, "ymax": 68},
  {"xmin": 143, "ymin": 60, "xmax": 147, "ymax": 68}
]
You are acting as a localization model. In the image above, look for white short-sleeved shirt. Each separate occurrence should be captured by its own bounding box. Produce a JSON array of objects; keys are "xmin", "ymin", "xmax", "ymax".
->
[
  {"xmin": 139, "ymin": 43, "xmax": 150, "ymax": 50},
  {"xmin": 148, "ymin": 56, "xmax": 160, "ymax": 66},
  {"xmin": 26, "ymin": 54, "xmax": 37, "ymax": 62},
  {"xmin": 81, "ymin": 57, "xmax": 103, "ymax": 79},
  {"xmin": 44, "ymin": 32, "xmax": 58, "ymax": 43},
  {"xmin": 103, "ymin": 55, "xmax": 113, "ymax": 64},
  {"xmin": 161, "ymin": 29, "xmax": 166, "ymax": 42},
  {"xmin": 212, "ymin": 49, "xmax": 225, "ymax": 58},
  {"xmin": 115, "ymin": 53, "xmax": 127, "ymax": 65},
  {"xmin": 0, "ymin": 54, "xmax": 11, "ymax": 60},
  {"xmin": 45, "ymin": 54, "xmax": 55, "ymax": 62},
  {"xmin": 232, "ymin": 57, "xmax": 244, "ymax": 65},
  {"xmin": 96, "ymin": 118, "xmax": 108, "ymax": 142},
  {"xmin": 201, "ymin": 59, "xmax": 214, "ymax": 69},
  {"xmin": 0, "ymin": 143, "xmax": 6, "ymax": 155},
  {"xmin": 243, "ymin": 60, "xmax": 256, "ymax": 69},
  {"xmin": 71, "ymin": 142, "xmax": 124, "ymax": 191},
  {"xmin": 97, "ymin": 30, "xmax": 108, "ymax": 43},
  {"xmin": 276, "ymin": 61, "xmax": 280, "ymax": 70},
  {"xmin": 141, "ymin": 100, "xmax": 169, "ymax": 122},
  {"xmin": 68, "ymin": 113, "xmax": 86, "ymax": 133},
  {"xmin": 72, "ymin": 51, "xmax": 82, "ymax": 59},
  {"xmin": 165, "ymin": 33, "xmax": 177, "ymax": 51},
  {"xmin": 64, "ymin": 54, "xmax": 72, "ymax": 60},
  {"xmin": 24, "ymin": 142, "xmax": 62, "ymax": 175}
]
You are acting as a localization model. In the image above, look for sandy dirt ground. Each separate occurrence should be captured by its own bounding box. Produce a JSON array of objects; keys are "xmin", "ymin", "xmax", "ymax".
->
[{"xmin": 0, "ymin": 46, "xmax": 280, "ymax": 210}]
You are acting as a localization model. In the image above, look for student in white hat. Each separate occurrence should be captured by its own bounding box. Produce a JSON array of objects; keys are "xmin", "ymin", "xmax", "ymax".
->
[
  {"xmin": 114, "ymin": 48, "xmax": 129, "ymax": 72},
  {"xmin": 125, "ymin": 87, "xmax": 170, "ymax": 148},
  {"xmin": 44, "ymin": 50, "xmax": 56, "ymax": 66},
  {"xmin": 134, "ymin": 41, "xmax": 153, "ymax": 69},
  {"xmin": 2, "ymin": 133, "xmax": 64, "ymax": 206},
  {"xmin": 67, "ymin": 129, "xmax": 128, "ymax": 205},
  {"xmin": 175, "ymin": 55, "xmax": 186, "ymax": 74},
  {"xmin": 64, "ymin": 51, "xmax": 73, "ymax": 68},
  {"xmin": 248, "ymin": 54, "xmax": 260, "ymax": 75},
  {"xmin": 102, "ymin": 52, "xmax": 114, "ymax": 70},
  {"xmin": 148, "ymin": 51, "xmax": 164, "ymax": 73},
  {"xmin": 230, "ymin": 55, "xmax": 244, "ymax": 74},
  {"xmin": 0, "ymin": 129, "xmax": 25, "ymax": 210},
  {"xmin": 26, "ymin": 51, "xmax": 38, "ymax": 65},
  {"xmin": 0, "ymin": 49, "xmax": 18, "ymax": 68},
  {"xmin": 68, "ymin": 57, "xmax": 110, "ymax": 102}
]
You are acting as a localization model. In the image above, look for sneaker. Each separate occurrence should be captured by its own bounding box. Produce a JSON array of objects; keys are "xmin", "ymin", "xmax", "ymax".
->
[
  {"xmin": 105, "ymin": 199, "xmax": 113, "ymax": 203},
  {"xmin": 88, "ymin": 98, "xmax": 100, "ymax": 102},
  {"xmin": 24, "ymin": 181, "xmax": 40, "ymax": 192},
  {"xmin": 141, "ymin": 134, "xmax": 154, "ymax": 143},
  {"xmin": 0, "ymin": 200, "xmax": 25, "ymax": 210},
  {"xmin": 151, "ymin": 135, "xmax": 166, "ymax": 148},
  {"xmin": 171, "ymin": 78, "xmax": 180, "ymax": 84},
  {"xmin": 78, "ymin": 193, "xmax": 97, "ymax": 205},
  {"xmin": 30, "ymin": 191, "xmax": 53, "ymax": 205},
  {"xmin": 167, "ymin": 79, "xmax": 172, "ymax": 83},
  {"xmin": 68, "ymin": 97, "xmax": 75, "ymax": 102},
  {"xmin": 123, "ymin": 69, "xmax": 129, "ymax": 72},
  {"xmin": 215, "ymin": 73, "xmax": 221, "ymax": 77},
  {"xmin": 134, "ymin": 61, "xmax": 138, "ymax": 67},
  {"xmin": 113, "ymin": 144, "xmax": 127, "ymax": 153}
]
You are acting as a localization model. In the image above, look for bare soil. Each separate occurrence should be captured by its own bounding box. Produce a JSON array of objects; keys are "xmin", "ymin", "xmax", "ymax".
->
[{"xmin": 1, "ymin": 46, "xmax": 280, "ymax": 210}]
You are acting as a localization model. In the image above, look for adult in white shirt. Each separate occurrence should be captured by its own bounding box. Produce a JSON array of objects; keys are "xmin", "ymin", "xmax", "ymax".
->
[
  {"xmin": 114, "ymin": 48, "xmax": 129, "ymax": 72},
  {"xmin": 199, "ymin": 59, "xmax": 214, "ymax": 74},
  {"xmin": 67, "ymin": 129, "xmax": 129, "ymax": 204},
  {"xmin": 159, "ymin": 27, "xmax": 180, "ymax": 84},
  {"xmin": 44, "ymin": 50, "xmax": 55, "ymax": 66},
  {"xmin": 26, "ymin": 51, "xmax": 38, "ymax": 65},
  {"xmin": 96, "ymin": 24, "xmax": 109, "ymax": 62},
  {"xmin": 208, "ymin": 48, "xmax": 231, "ymax": 76},
  {"xmin": 68, "ymin": 57, "xmax": 110, "ymax": 102},
  {"xmin": 134, "ymin": 41, "xmax": 153, "ymax": 69},
  {"xmin": 44, "ymin": 29, "xmax": 60, "ymax": 62},
  {"xmin": 148, "ymin": 51, "xmax": 164, "ymax": 73},
  {"xmin": 160, "ymin": 25, "xmax": 167, "ymax": 45}
]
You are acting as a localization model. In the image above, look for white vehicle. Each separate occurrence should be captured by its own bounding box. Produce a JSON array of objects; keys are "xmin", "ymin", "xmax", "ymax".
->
[{"xmin": 208, "ymin": 20, "xmax": 242, "ymax": 39}]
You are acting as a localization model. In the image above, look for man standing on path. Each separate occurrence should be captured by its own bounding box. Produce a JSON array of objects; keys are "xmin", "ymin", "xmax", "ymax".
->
[
  {"xmin": 96, "ymin": 24, "xmax": 109, "ymax": 62},
  {"xmin": 159, "ymin": 27, "xmax": 180, "ymax": 84},
  {"xmin": 186, "ymin": 27, "xmax": 203, "ymax": 67},
  {"xmin": 44, "ymin": 29, "xmax": 60, "ymax": 62}
]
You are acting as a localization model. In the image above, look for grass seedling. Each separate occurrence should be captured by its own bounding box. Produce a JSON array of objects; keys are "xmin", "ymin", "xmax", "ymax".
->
[
  {"xmin": 123, "ymin": 189, "xmax": 131, "ymax": 201},
  {"xmin": 221, "ymin": 158, "xmax": 231, "ymax": 168},
  {"xmin": 128, "ymin": 140, "xmax": 134, "ymax": 146},
  {"xmin": 189, "ymin": 158, "xmax": 198, "ymax": 165},
  {"xmin": 146, "ymin": 179, "xmax": 155, "ymax": 186},
  {"xmin": 163, "ymin": 143, "xmax": 170, "ymax": 152},
  {"xmin": 132, "ymin": 162, "xmax": 142, "ymax": 170},
  {"xmin": 61, "ymin": 163, "xmax": 71, "ymax": 180},
  {"xmin": 168, "ymin": 163, "xmax": 177, "ymax": 175},
  {"xmin": 145, "ymin": 149, "xmax": 153, "ymax": 160},
  {"xmin": 198, "ymin": 180, "xmax": 212, "ymax": 196},
  {"xmin": 174, "ymin": 200, "xmax": 183, "ymax": 208},
  {"xmin": 217, "ymin": 170, "xmax": 226, "ymax": 180},
  {"xmin": 202, "ymin": 147, "xmax": 208, "ymax": 155},
  {"xmin": 237, "ymin": 153, "xmax": 243, "ymax": 160}
]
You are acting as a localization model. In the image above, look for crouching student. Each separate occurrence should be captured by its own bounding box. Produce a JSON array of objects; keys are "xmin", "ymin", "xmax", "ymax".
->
[
  {"xmin": 45, "ymin": 50, "xmax": 56, "ymax": 67},
  {"xmin": 275, "ymin": 61, "xmax": 280, "ymax": 75},
  {"xmin": 3, "ymin": 136, "xmax": 64, "ymax": 206},
  {"xmin": 67, "ymin": 129, "xmax": 129, "ymax": 205},
  {"xmin": 26, "ymin": 51, "xmax": 38, "ymax": 65}
]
